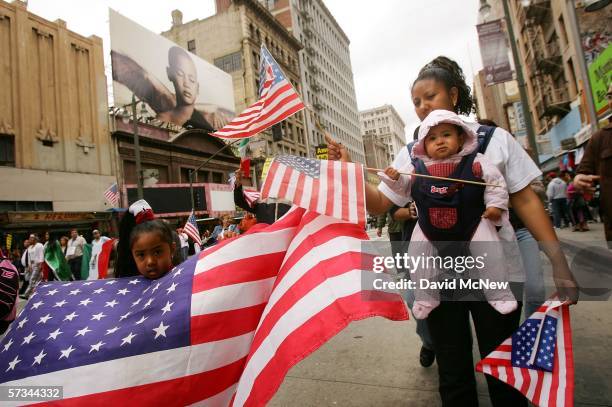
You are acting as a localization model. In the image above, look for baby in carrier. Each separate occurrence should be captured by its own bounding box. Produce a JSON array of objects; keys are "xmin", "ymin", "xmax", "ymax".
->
[{"xmin": 380, "ymin": 109, "xmax": 517, "ymax": 319}]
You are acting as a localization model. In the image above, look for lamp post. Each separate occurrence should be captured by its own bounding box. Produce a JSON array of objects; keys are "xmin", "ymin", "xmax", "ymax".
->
[
  {"xmin": 131, "ymin": 94, "xmax": 145, "ymax": 200},
  {"xmin": 479, "ymin": 0, "xmax": 540, "ymax": 164},
  {"xmin": 188, "ymin": 139, "xmax": 241, "ymax": 211},
  {"xmin": 563, "ymin": 0, "xmax": 600, "ymax": 135}
]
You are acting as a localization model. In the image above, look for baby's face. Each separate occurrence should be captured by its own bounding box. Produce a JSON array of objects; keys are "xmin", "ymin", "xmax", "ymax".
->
[
  {"xmin": 169, "ymin": 54, "xmax": 198, "ymax": 106},
  {"xmin": 424, "ymin": 123, "xmax": 464, "ymax": 160}
]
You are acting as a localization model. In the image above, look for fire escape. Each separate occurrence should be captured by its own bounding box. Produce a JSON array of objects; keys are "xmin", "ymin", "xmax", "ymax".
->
[{"xmin": 520, "ymin": 0, "xmax": 571, "ymax": 132}]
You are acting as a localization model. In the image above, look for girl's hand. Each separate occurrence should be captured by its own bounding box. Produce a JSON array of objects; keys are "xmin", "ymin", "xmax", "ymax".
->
[
  {"xmin": 325, "ymin": 133, "xmax": 352, "ymax": 162},
  {"xmin": 482, "ymin": 207, "xmax": 502, "ymax": 223}
]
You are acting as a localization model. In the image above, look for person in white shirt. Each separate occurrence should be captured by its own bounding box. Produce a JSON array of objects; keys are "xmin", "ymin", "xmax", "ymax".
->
[
  {"xmin": 546, "ymin": 171, "xmax": 571, "ymax": 228},
  {"xmin": 21, "ymin": 234, "xmax": 44, "ymax": 299},
  {"xmin": 326, "ymin": 55, "xmax": 577, "ymax": 407},
  {"xmin": 89, "ymin": 229, "xmax": 111, "ymax": 280},
  {"xmin": 177, "ymin": 228, "xmax": 189, "ymax": 260},
  {"xmin": 66, "ymin": 228, "xmax": 87, "ymax": 280}
]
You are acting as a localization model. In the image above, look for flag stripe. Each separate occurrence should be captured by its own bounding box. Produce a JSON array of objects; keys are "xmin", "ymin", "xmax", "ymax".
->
[
  {"xmin": 277, "ymin": 166, "xmax": 294, "ymax": 201},
  {"xmin": 192, "ymin": 252, "xmax": 286, "ymax": 292},
  {"xmin": 51, "ymin": 357, "xmax": 246, "ymax": 407},
  {"xmin": 190, "ymin": 304, "xmax": 264, "ymax": 344},
  {"xmin": 191, "ymin": 278, "xmax": 275, "ymax": 315},
  {"xmin": 239, "ymin": 292, "xmax": 406, "ymax": 406},
  {"xmin": 1, "ymin": 333, "xmax": 252, "ymax": 400},
  {"xmin": 476, "ymin": 300, "xmax": 573, "ymax": 407},
  {"xmin": 249, "ymin": 251, "xmax": 365, "ymax": 355},
  {"xmin": 293, "ymin": 172, "xmax": 306, "ymax": 209},
  {"xmin": 234, "ymin": 281, "xmax": 406, "ymax": 406},
  {"xmin": 260, "ymin": 161, "xmax": 280, "ymax": 200},
  {"xmin": 340, "ymin": 162, "xmax": 350, "ymax": 223}
]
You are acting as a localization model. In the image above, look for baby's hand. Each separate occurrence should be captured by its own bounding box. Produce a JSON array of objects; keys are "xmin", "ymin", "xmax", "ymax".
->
[
  {"xmin": 482, "ymin": 207, "xmax": 502, "ymax": 223},
  {"xmin": 383, "ymin": 167, "xmax": 400, "ymax": 181}
]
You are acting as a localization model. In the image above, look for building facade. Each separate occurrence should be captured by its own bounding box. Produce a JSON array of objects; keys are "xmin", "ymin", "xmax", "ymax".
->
[
  {"xmin": 0, "ymin": 0, "xmax": 115, "ymax": 214},
  {"xmin": 362, "ymin": 133, "xmax": 390, "ymax": 171},
  {"xmin": 507, "ymin": 0, "xmax": 601, "ymax": 153},
  {"xmin": 259, "ymin": 0, "xmax": 365, "ymax": 164},
  {"xmin": 359, "ymin": 104, "xmax": 406, "ymax": 164},
  {"xmin": 163, "ymin": 0, "xmax": 308, "ymax": 172}
]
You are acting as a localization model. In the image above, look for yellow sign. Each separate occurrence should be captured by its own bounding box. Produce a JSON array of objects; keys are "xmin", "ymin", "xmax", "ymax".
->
[
  {"xmin": 261, "ymin": 157, "xmax": 273, "ymax": 182},
  {"xmin": 315, "ymin": 144, "xmax": 328, "ymax": 160}
]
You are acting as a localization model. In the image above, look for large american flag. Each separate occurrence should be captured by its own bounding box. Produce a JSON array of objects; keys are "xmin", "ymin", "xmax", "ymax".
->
[
  {"xmin": 104, "ymin": 183, "xmax": 119, "ymax": 207},
  {"xmin": 183, "ymin": 211, "xmax": 202, "ymax": 246},
  {"xmin": 260, "ymin": 156, "xmax": 366, "ymax": 226},
  {"xmin": 0, "ymin": 207, "xmax": 407, "ymax": 405},
  {"xmin": 212, "ymin": 45, "xmax": 305, "ymax": 139},
  {"xmin": 476, "ymin": 299, "xmax": 574, "ymax": 407}
]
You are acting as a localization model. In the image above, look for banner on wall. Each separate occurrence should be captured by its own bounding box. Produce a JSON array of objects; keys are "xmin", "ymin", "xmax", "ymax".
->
[
  {"xmin": 477, "ymin": 19, "xmax": 513, "ymax": 86},
  {"xmin": 109, "ymin": 9, "xmax": 235, "ymax": 131}
]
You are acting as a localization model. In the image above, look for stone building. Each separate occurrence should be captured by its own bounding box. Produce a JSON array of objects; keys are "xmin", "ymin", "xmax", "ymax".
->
[
  {"xmin": 0, "ymin": 0, "xmax": 115, "ymax": 214},
  {"xmin": 359, "ymin": 104, "xmax": 406, "ymax": 164},
  {"xmin": 162, "ymin": 0, "xmax": 308, "ymax": 169},
  {"xmin": 507, "ymin": 0, "xmax": 610, "ymax": 152},
  {"xmin": 362, "ymin": 133, "xmax": 390, "ymax": 172},
  {"xmin": 256, "ymin": 0, "xmax": 366, "ymax": 164}
]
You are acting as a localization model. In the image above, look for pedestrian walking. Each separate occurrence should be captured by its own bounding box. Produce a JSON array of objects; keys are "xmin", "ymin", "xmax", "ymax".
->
[
  {"xmin": 327, "ymin": 55, "xmax": 578, "ymax": 407},
  {"xmin": 21, "ymin": 234, "xmax": 44, "ymax": 299},
  {"xmin": 66, "ymin": 228, "xmax": 87, "ymax": 280}
]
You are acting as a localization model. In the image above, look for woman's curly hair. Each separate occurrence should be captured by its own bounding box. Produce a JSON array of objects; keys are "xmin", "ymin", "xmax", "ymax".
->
[{"xmin": 414, "ymin": 56, "xmax": 474, "ymax": 116}]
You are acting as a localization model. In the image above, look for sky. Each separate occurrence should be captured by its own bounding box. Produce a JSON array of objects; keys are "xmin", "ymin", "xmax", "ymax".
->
[{"xmin": 27, "ymin": 0, "xmax": 484, "ymax": 136}]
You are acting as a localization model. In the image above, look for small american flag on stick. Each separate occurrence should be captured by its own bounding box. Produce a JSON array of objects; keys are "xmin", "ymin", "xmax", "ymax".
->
[
  {"xmin": 104, "ymin": 183, "xmax": 119, "ymax": 207},
  {"xmin": 212, "ymin": 45, "xmax": 305, "ymax": 140},
  {"xmin": 476, "ymin": 298, "xmax": 574, "ymax": 406},
  {"xmin": 183, "ymin": 211, "xmax": 202, "ymax": 246},
  {"xmin": 260, "ymin": 156, "xmax": 366, "ymax": 226}
]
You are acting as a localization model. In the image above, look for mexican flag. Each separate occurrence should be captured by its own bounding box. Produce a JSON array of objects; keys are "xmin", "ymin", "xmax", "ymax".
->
[
  {"xmin": 44, "ymin": 241, "xmax": 72, "ymax": 281},
  {"xmin": 83, "ymin": 238, "xmax": 115, "ymax": 280}
]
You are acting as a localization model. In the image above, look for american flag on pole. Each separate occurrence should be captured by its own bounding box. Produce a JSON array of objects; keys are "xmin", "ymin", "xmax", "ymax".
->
[
  {"xmin": 243, "ymin": 188, "xmax": 260, "ymax": 208},
  {"xmin": 260, "ymin": 156, "xmax": 366, "ymax": 226},
  {"xmin": 476, "ymin": 298, "xmax": 574, "ymax": 407},
  {"xmin": 0, "ymin": 207, "xmax": 407, "ymax": 405},
  {"xmin": 104, "ymin": 183, "xmax": 119, "ymax": 207},
  {"xmin": 212, "ymin": 45, "xmax": 305, "ymax": 139},
  {"xmin": 183, "ymin": 211, "xmax": 202, "ymax": 246}
]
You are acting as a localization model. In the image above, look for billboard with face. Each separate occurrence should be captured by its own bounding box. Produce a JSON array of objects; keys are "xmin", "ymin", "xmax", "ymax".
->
[{"xmin": 109, "ymin": 9, "xmax": 235, "ymax": 131}]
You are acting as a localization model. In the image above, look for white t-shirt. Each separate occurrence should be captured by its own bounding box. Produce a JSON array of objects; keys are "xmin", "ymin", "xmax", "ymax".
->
[
  {"xmin": 179, "ymin": 233, "xmax": 189, "ymax": 249},
  {"xmin": 27, "ymin": 243, "xmax": 44, "ymax": 266},
  {"xmin": 379, "ymin": 125, "xmax": 542, "ymax": 207}
]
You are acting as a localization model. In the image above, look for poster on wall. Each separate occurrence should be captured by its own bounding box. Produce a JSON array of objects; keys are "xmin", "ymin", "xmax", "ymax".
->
[
  {"xmin": 109, "ymin": 9, "xmax": 235, "ymax": 132},
  {"xmin": 588, "ymin": 44, "xmax": 611, "ymax": 117},
  {"xmin": 477, "ymin": 19, "xmax": 513, "ymax": 86}
]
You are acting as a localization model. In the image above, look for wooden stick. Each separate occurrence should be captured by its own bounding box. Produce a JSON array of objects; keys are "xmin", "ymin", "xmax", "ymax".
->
[{"xmin": 365, "ymin": 167, "xmax": 502, "ymax": 188}]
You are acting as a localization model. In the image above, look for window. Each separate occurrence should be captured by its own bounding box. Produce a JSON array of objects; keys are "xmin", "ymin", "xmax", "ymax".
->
[
  {"xmin": 0, "ymin": 135, "xmax": 15, "ymax": 166},
  {"xmin": 214, "ymin": 51, "xmax": 242, "ymax": 73},
  {"xmin": 0, "ymin": 201, "xmax": 53, "ymax": 211},
  {"xmin": 187, "ymin": 40, "xmax": 196, "ymax": 53}
]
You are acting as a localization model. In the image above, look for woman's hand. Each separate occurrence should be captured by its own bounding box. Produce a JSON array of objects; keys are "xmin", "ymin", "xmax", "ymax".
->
[{"xmin": 325, "ymin": 133, "xmax": 352, "ymax": 162}]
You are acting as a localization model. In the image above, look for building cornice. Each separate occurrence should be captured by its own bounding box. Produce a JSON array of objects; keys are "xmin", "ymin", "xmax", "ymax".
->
[{"xmin": 237, "ymin": 0, "xmax": 303, "ymax": 50}]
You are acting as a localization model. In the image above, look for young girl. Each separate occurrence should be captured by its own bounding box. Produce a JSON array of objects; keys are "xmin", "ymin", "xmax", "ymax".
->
[
  {"xmin": 379, "ymin": 109, "xmax": 517, "ymax": 319},
  {"xmin": 115, "ymin": 200, "xmax": 176, "ymax": 279}
]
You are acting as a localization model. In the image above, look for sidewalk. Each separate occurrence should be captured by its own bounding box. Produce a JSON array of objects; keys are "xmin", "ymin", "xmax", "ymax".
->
[{"xmin": 270, "ymin": 222, "xmax": 612, "ymax": 406}]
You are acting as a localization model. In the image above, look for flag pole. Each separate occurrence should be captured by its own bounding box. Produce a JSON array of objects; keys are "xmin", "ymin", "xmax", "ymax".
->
[
  {"xmin": 189, "ymin": 138, "xmax": 243, "ymax": 211},
  {"xmin": 364, "ymin": 167, "xmax": 502, "ymax": 188}
]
